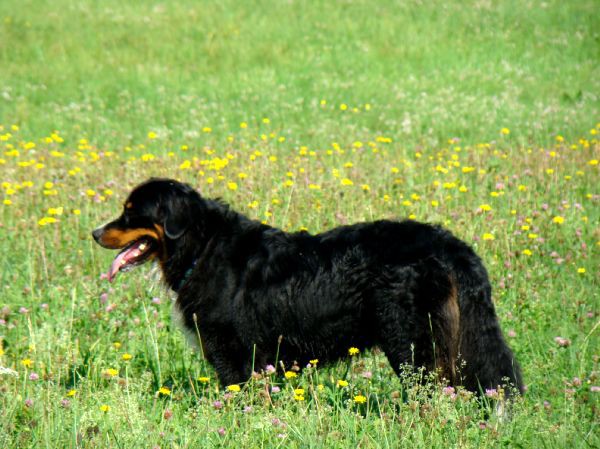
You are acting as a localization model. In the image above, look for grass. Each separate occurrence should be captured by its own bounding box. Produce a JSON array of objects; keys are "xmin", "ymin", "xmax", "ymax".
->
[{"xmin": 0, "ymin": 0, "xmax": 598, "ymax": 447}]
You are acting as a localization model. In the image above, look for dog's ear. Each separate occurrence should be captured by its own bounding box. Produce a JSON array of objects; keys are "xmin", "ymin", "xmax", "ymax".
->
[
  {"xmin": 162, "ymin": 190, "xmax": 192, "ymax": 240},
  {"xmin": 163, "ymin": 210, "xmax": 188, "ymax": 240}
]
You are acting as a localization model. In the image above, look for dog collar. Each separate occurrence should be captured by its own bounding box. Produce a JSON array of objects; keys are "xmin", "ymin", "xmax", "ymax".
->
[{"xmin": 173, "ymin": 259, "xmax": 198, "ymax": 292}]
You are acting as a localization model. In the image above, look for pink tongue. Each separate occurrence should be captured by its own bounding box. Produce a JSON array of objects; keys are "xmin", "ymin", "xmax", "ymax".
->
[{"xmin": 107, "ymin": 242, "xmax": 144, "ymax": 282}]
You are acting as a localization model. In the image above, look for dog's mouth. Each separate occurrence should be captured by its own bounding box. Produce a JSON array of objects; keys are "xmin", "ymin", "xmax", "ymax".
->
[{"xmin": 107, "ymin": 238, "xmax": 158, "ymax": 282}]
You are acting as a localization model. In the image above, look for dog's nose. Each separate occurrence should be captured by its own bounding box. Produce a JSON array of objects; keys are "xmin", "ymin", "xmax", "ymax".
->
[{"xmin": 92, "ymin": 227, "xmax": 104, "ymax": 243}]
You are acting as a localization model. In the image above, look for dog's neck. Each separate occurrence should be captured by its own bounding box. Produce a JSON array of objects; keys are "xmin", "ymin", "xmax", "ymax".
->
[{"xmin": 161, "ymin": 198, "xmax": 264, "ymax": 292}]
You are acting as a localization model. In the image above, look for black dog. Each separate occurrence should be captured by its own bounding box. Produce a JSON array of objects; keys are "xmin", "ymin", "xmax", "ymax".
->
[{"xmin": 92, "ymin": 178, "xmax": 523, "ymax": 395}]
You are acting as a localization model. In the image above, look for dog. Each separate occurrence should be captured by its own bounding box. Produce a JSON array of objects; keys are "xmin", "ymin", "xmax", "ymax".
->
[{"xmin": 92, "ymin": 178, "xmax": 523, "ymax": 396}]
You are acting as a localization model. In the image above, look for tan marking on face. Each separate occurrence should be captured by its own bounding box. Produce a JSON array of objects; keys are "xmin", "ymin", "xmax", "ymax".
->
[
  {"xmin": 98, "ymin": 228, "xmax": 160, "ymax": 249},
  {"xmin": 125, "ymin": 202, "xmax": 133, "ymax": 209}
]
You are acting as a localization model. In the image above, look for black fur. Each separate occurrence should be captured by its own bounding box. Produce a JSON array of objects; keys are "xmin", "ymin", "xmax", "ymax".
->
[{"xmin": 93, "ymin": 178, "xmax": 524, "ymax": 396}]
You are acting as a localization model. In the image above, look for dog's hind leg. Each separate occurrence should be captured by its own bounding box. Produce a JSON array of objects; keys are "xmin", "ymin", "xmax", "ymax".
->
[{"xmin": 374, "ymin": 259, "xmax": 460, "ymax": 384}]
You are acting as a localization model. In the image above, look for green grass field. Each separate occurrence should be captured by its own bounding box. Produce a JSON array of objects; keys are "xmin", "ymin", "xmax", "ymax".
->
[{"xmin": 0, "ymin": 0, "xmax": 598, "ymax": 447}]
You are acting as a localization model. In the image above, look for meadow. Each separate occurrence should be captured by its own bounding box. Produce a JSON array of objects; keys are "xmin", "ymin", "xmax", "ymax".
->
[{"xmin": 0, "ymin": 0, "xmax": 598, "ymax": 447}]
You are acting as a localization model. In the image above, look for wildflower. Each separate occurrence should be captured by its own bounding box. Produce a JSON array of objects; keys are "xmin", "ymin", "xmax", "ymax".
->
[
  {"xmin": 337, "ymin": 379, "xmax": 348, "ymax": 388},
  {"xmin": 577, "ymin": 268, "xmax": 585, "ymax": 274},
  {"xmin": 158, "ymin": 386, "xmax": 171, "ymax": 396},
  {"xmin": 147, "ymin": 131, "xmax": 157, "ymax": 139},
  {"xmin": 163, "ymin": 409, "xmax": 173, "ymax": 420},
  {"xmin": 591, "ymin": 386, "xmax": 600, "ymax": 393},
  {"xmin": 284, "ymin": 371, "xmax": 297, "ymax": 379},
  {"xmin": 198, "ymin": 376, "xmax": 210, "ymax": 383},
  {"xmin": 482, "ymin": 233, "xmax": 495, "ymax": 241},
  {"xmin": 240, "ymin": 122, "xmax": 248, "ymax": 129},
  {"xmin": 67, "ymin": 389, "xmax": 77, "ymax": 397},
  {"xmin": 479, "ymin": 204, "xmax": 492, "ymax": 212},
  {"xmin": 20, "ymin": 358, "xmax": 33, "ymax": 368},
  {"xmin": 442, "ymin": 386, "xmax": 455, "ymax": 396},
  {"xmin": 348, "ymin": 347, "xmax": 360, "ymax": 356},
  {"xmin": 213, "ymin": 400, "xmax": 223, "ymax": 410},
  {"xmin": 24, "ymin": 399, "xmax": 34, "ymax": 408},
  {"xmin": 29, "ymin": 372, "xmax": 39, "ymax": 381},
  {"xmin": 226, "ymin": 384, "xmax": 241, "ymax": 392},
  {"xmin": 340, "ymin": 178, "xmax": 354, "ymax": 186},
  {"xmin": 271, "ymin": 386, "xmax": 281, "ymax": 393},
  {"xmin": 227, "ymin": 182, "xmax": 238, "ymax": 191},
  {"xmin": 522, "ymin": 249, "xmax": 533, "ymax": 256},
  {"xmin": 485, "ymin": 388, "xmax": 500, "ymax": 399},
  {"xmin": 353, "ymin": 395, "xmax": 367, "ymax": 404},
  {"xmin": 309, "ymin": 359, "xmax": 319, "ymax": 366},
  {"xmin": 122, "ymin": 353, "xmax": 133, "ymax": 361},
  {"xmin": 60, "ymin": 399, "xmax": 71, "ymax": 408},
  {"xmin": 554, "ymin": 336, "xmax": 571, "ymax": 347},
  {"xmin": 100, "ymin": 404, "xmax": 110, "ymax": 413},
  {"xmin": 501, "ymin": 128, "xmax": 510, "ymax": 135},
  {"xmin": 103, "ymin": 368, "xmax": 118, "ymax": 378}
]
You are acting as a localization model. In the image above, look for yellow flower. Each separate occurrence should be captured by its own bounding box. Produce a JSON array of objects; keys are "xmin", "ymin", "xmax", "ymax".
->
[
  {"xmin": 198, "ymin": 376, "xmax": 210, "ymax": 383},
  {"xmin": 226, "ymin": 384, "xmax": 241, "ymax": 392},
  {"xmin": 500, "ymin": 127, "xmax": 510, "ymax": 135},
  {"xmin": 339, "ymin": 103, "xmax": 348, "ymax": 111},
  {"xmin": 294, "ymin": 394, "xmax": 305, "ymax": 401},
  {"xmin": 577, "ymin": 268, "xmax": 586, "ymax": 274},
  {"xmin": 309, "ymin": 359, "xmax": 319, "ymax": 366},
  {"xmin": 284, "ymin": 371, "xmax": 297, "ymax": 379},
  {"xmin": 522, "ymin": 249, "xmax": 533, "ymax": 256},
  {"xmin": 348, "ymin": 347, "xmax": 360, "ymax": 356},
  {"xmin": 66, "ymin": 389, "xmax": 77, "ymax": 397},
  {"xmin": 479, "ymin": 204, "xmax": 492, "ymax": 212},
  {"xmin": 147, "ymin": 131, "xmax": 157, "ymax": 139},
  {"xmin": 100, "ymin": 404, "xmax": 110, "ymax": 412},
  {"xmin": 240, "ymin": 122, "xmax": 248, "ymax": 129},
  {"xmin": 158, "ymin": 386, "xmax": 171, "ymax": 396},
  {"xmin": 20, "ymin": 358, "xmax": 33, "ymax": 368},
  {"xmin": 103, "ymin": 368, "xmax": 118, "ymax": 377},
  {"xmin": 340, "ymin": 178, "xmax": 354, "ymax": 186},
  {"xmin": 227, "ymin": 182, "xmax": 238, "ymax": 191},
  {"xmin": 353, "ymin": 395, "xmax": 367, "ymax": 404},
  {"xmin": 38, "ymin": 217, "xmax": 57, "ymax": 226},
  {"xmin": 551, "ymin": 216, "xmax": 564, "ymax": 224},
  {"xmin": 337, "ymin": 379, "xmax": 349, "ymax": 388},
  {"xmin": 122, "ymin": 353, "xmax": 133, "ymax": 361},
  {"xmin": 482, "ymin": 233, "xmax": 495, "ymax": 241}
]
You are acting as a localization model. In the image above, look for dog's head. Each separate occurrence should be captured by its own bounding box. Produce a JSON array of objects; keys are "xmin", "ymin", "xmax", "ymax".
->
[{"xmin": 92, "ymin": 178, "xmax": 201, "ymax": 281}]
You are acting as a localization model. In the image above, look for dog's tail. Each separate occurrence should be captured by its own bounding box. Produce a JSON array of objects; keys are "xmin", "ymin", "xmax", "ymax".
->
[{"xmin": 445, "ymin": 242, "xmax": 524, "ymax": 397}]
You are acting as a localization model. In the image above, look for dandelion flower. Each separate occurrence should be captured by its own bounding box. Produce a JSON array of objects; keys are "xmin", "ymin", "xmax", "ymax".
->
[
  {"xmin": 348, "ymin": 347, "xmax": 360, "ymax": 356},
  {"xmin": 353, "ymin": 395, "xmax": 367, "ymax": 404},
  {"xmin": 158, "ymin": 386, "xmax": 171, "ymax": 396},
  {"xmin": 337, "ymin": 379, "xmax": 349, "ymax": 388},
  {"xmin": 226, "ymin": 384, "xmax": 241, "ymax": 392}
]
